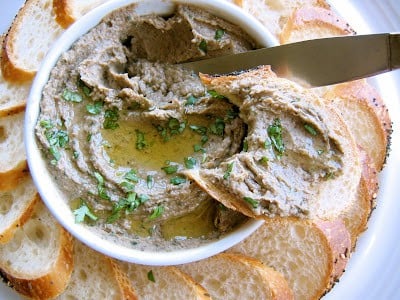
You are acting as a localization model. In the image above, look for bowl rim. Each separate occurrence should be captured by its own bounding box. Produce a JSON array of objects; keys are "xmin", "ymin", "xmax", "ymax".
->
[{"xmin": 24, "ymin": 0, "xmax": 277, "ymax": 266}]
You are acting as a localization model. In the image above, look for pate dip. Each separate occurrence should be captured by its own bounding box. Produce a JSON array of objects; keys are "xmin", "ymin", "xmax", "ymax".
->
[{"xmin": 35, "ymin": 4, "xmax": 256, "ymax": 251}]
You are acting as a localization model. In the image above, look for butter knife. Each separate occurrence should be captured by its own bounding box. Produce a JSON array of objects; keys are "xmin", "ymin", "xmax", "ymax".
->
[{"xmin": 182, "ymin": 33, "xmax": 400, "ymax": 87}]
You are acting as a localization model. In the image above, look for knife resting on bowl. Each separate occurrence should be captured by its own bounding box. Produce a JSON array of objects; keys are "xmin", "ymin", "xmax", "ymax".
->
[{"xmin": 182, "ymin": 33, "xmax": 400, "ymax": 87}]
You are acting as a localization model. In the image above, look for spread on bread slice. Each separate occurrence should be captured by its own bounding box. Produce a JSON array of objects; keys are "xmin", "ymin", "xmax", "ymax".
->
[{"xmin": 184, "ymin": 66, "xmax": 361, "ymax": 220}]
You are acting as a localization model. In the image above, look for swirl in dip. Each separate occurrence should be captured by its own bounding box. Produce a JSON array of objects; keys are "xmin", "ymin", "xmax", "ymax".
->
[{"xmin": 35, "ymin": 4, "xmax": 257, "ymax": 250}]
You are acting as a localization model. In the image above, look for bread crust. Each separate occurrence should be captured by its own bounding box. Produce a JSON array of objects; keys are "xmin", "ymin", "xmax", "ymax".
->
[
  {"xmin": 0, "ymin": 227, "xmax": 74, "ymax": 299},
  {"xmin": 53, "ymin": 0, "xmax": 75, "ymax": 29}
]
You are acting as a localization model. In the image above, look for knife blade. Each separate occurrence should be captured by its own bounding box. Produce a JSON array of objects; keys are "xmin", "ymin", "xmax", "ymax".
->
[{"xmin": 181, "ymin": 33, "xmax": 400, "ymax": 87}]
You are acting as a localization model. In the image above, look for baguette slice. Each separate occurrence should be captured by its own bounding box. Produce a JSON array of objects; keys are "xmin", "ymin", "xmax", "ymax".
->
[
  {"xmin": 1, "ymin": 0, "xmax": 64, "ymax": 83},
  {"xmin": 279, "ymin": 6, "xmax": 355, "ymax": 44},
  {"xmin": 0, "ymin": 35, "xmax": 30, "ymax": 116},
  {"xmin": 235, "ymin": 0, "xmax": 330, "ymax": 38},
  {"xmin": 57, "ymin": 239, "xmax": 137, "ymax": 300},
  {"xmin": 339, "ymin": 147, "xmax": 379, "ymax": 249},
  {"xmin": 186, "ymin": 66, "xmax": 361, "ymax": 220},
  {"xmin": 229, "ymin": 217, "xmax": 351, "ymax": 300},
  {"xmin": 0, "ymin": 200, "xmax": 74, "ymax": 299},
  {"xmin": 54, "ymin": 0, "xmax": 111, "ymax": 28},
  {"xmin": 179, "ymin": 252, "xmax": 294, "ymax": 300},
  {"xmin": 117, "ymin": 262, "xmax": 211, "ymax": 299},
  {"xmin": 0, "ymin": 176, "xmax": 39, "ymax": 244},
  {"xmin": 324, "ymin": 79, "xmax": 392, "ymax": 170},
  {"xmin": 0, "ymin": 111, "xmax": 29, "ymax": 191}
]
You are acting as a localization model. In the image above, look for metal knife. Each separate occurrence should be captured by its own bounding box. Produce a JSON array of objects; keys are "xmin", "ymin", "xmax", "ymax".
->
[{"xmin": 181, "ymin": 33, "xmax": 400, "ymax": 87}]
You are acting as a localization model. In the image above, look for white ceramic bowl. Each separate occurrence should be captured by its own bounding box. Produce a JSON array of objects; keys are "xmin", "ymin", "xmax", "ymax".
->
[{"xmin": 25, "ymin": 0, "xmax": 276, "ymax": 266}]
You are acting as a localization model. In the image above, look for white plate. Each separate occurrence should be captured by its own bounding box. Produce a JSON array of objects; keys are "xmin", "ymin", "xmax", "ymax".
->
[{"xmin": 1, "ymin": 0, "xmax": 399, "ymax": 299}]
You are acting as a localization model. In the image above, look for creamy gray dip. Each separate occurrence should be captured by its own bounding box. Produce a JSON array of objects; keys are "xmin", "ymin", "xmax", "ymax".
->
[{"xmin": 36, "ymin": 4, "xmax": 256, "ymax": 251}]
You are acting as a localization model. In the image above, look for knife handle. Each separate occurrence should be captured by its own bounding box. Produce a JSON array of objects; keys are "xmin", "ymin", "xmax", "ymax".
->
[{"xmin": 390, "ymin": 33, "xmax": 400, "ymax": 70}]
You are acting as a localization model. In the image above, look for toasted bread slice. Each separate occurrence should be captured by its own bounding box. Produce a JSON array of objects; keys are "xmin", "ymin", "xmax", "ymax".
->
[
  {"xmin": 0, "ymin": 176, "xmax": 39, "ymax": 244},
  {"xmin": 339, "ymin": 148, "xmax": 379, "ymax": 249},
  {"xmin": 57, "ymin": 239, "xmax": 137, "ymax": 300},
  {"xmin": 235, "ymin": 0, "xmax": 329, "ymax": 38},
  {"xmin": 324, "ymin": 79, "xmax": 392, "ymax": 170},
  {"xmin": 54, "ymin": 0, "xmax": 111, "ymax": 28},
  {"xmin": 179, "ymin": 252, "xmax": 294, "ymax": 300},
  {"xmin": 0, "ymin": 35, "xmax": 30, "ymax": 116},
  {"xmin": 279, "ymin": 6, "xmax": 355, "ymax": 44},
  {"xmin": 0, "ymin": 200, "xmax": 74, "ymax": 299},
  {"xmin": 185, "ymin": 66, "xmax": 361, "ymax": 220},
  {"xmin": 230, "ymin": 217, "xmax": 351, "ymax": 300},
  {"xmin": 1, "ymin": 0, "xmax": 64, "ymax": 83},
  {"xmin": 117, "ymin": 262, "xmax": 211, "ymax": 299},
  {"xmin": 0, "ymin": 111, "xmax": 29, "ymax": 191}
]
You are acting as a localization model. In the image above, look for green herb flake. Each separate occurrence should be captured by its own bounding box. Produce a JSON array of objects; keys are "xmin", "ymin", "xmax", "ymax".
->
[
  {"xmin": 215, "ymin": 29, "xmax": 225, "ymax": 40},
  {"xmin": 73, "ymin": 151, "xmax": 79, "ymax": 159},
  {"xmin": 94, "ymin": 172, "xmax": 110, "ymax": 201},
  {"xmin": 161, "ymin": 163, "xmax": 178, "ymax": 175},
  {"xmin": 135, "ymin": 130, "xmax": 147, "ymax": 150},
  {"xmin": 73, "ymin": 200, "xmax": 98, "ymax": 223},
  {"xmin": 78, "ymin": 79, "xmax": 92, "ymax": 97},
  {"xmin": 120, "ymin": 181, "xmax": 135, "ymax": 192},
  {"xmin": 189, "ymin": 124, "xmax": 208, "ymax": 136},
  {"xmin": 40, "ymin": 119, "xmax": 53, "ymax": 129},
  {"xmin": 199, "ymin": 39, "xmax": 207, "ymax": 53},
  {"xmin": 184, "ymin": 157, "xmax": 197, "ymax": 169},
  {"xmin": 86, "ymin": 101, "xmax": 103, "ymax": 115},
  {"xmin": 103, "ymin": 108, "xmax": 120, "ymax": 130},
  {"xmin": 243, "ymin": 140, "xmax": 249, "ymax": 152},
  {"xmin": 149, "ymin": 205, "xmax": 164, "ymax": 220},
  {"xmin": 62, "ymin": 89, "xmax": 83, "ymax": 103},
  {"xmin": 267, "ymin": 118, "xmax": 285, "ymax": 156},
  {"xmin": 243, "ymin": 196, "xmax": 259, "ymax": 209},
  {"xmin": 168, "ymin": 118, "xmax": 186, "ymax": 135},
  {"xmin": 317, "ymin": 149, "xmax": 324, "ymax": 155},
  {"xmin": 304, "ymin": 123, "xmax": 318, "ymax": 136},
  {"xmin": 124, "ymin": 169, "xmax": 139, "ymax": 183},
  {"xmin": 210, "ymin": 118, "xmax": 225, "ymax": 136},
  {"xmin": 185, "ymin": 95, "xmax": 199, "ymax": 106},
  {"xmin": 207, "ymin": 90, "xmax": 226, "ymax": 99},
  {"xmin": 259, "ymin": 156, "xmax": 269, "ymax": 165},
  {"xmin": 170, "ymin": 176, "xmax": 187, "ymax": 185},
  {"xmin": 223, "ymin": 162, "xmax": 234, "ymax": 180},
  {"xmin": 147, "ymin": 175, "xmax": 154, "ymax": 189},
  {"xmin": 194, "ymin": 144, "xmax": 206, "ymax": 153},
  {"xmin": 147, "ymin": 270, "xmax": 156, "ymax": 283},
  {"xmin": 87, "ymin": 133, "xmax": 92, "ymax": 142}
]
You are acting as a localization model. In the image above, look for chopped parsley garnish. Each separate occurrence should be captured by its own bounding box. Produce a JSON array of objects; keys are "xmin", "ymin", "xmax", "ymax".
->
[
  {"xmin": 223, "ymin": 162, "xmax": 234, "ymax": 180},
  {"xmin": 185, "ymin": 95, "xmax": 199, "ymax": 106},
  {"xmin": 62, "ymin": 89, "xmax": 83, "ymax": 103},
  {"xmin": 184, "ymin": 157, "xmax": 197, "ymax": 169},
  {"xmin": 168, "ymin": 118, "xmax": 186, "ymax": 135},
  {"xmin": 147, "ymin": 175, "xmax": 154, "ymax": 189},
  {"xmin": 73, "ymin": 200, "xmax": 98, "ymax": 223},
  {"xmin": 161, "ymin": 163, "xmax": 178, "ymax": 175},
  {"xmin": 149, "ymin": 205, "xmax": 164, "ymax": 220},
  {"xmin": 304, "ymin": 123, "xmax": 318, "ymax": 136},
  {"xmin": 199, "ymin": 39, "xmax": 207, "ymax": 53},
  {"xmin": 107, "ymin": 192, "xmax": 149, "ymax": 223},
  {"xmin": 87, "ymin": 133, "xmax": 92, "ymax": 142},
  {"xmin": 267, "ymin": 118, "xmax": 285, "ymax": 156},
  {"xmin": 259, "ymin": 156, "xmax": 269, "ymax": 165},
  {"xmin": 194, "ymin": 144, "xmax": 206, "ymax": 153},
  {"xmin": 243, "ymin": 196, "xmax": 259, "ymax": 209},
  {"xmin": 215, "ymin": 29, "xmax": 225, "ymax": 40},
  {"xmin": 41, "ymin": 121, "xmax": 69, "ymax": 163},
  {"xmin": 147, "ymin": 270, "xmax": 156, "ymax": 282},
  {"xmin": 94, "ymin": 171, "xmax": 110, "ymax": 200},
  {"xmin": 243, "ymin": 140, "xmax": 248, "ymax": 152},
  {"xmin": 135, "ymin": 130, "xmax": 147, "ymax": 150},
  {"xmin": 317, "ymin": 149, "xmax": 324, "ymax": 155},
  {"xmin": 86, "ymin": 101, "xmax": 103, "ymax": 115},
  {"xmin": 170, "ymin": 176, "xmax": 187, "ymax": 185},
  {"xmin": 210, "ymin": 118, "xmax": 225, "ymax": 136},
  {"xmin": 124, "ymin": 169, "xmax": 139, "ymax": 183},
  {"xmin": 73, "ymin": 151, "xmax": 79, "ymax": 159},
  {"xmin": 207, "ymin": 90, "xmax": 226, "ymax": 99},
  {"xmin": 189, "ymin": 125, "xmax": 208, "ymax": 136},
  {"xmin": 103, "ymin": 108, "xmax": 119, "ymax": 130},
  {"xmin": 77, "ymin": 79, "xmax": 92, "ymax": 97}
]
